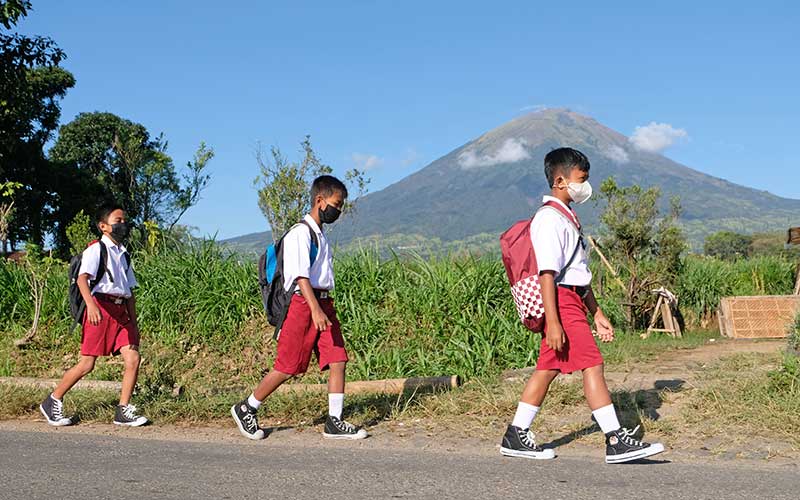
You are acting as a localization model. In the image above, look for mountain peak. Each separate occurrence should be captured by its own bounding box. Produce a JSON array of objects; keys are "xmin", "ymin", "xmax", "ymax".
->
[{"xmin": 465, "ymin": 107, "xmax": 627, "ymax": 158}]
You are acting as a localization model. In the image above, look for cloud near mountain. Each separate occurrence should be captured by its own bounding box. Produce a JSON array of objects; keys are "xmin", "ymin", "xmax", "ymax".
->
[
  {"xmin": 629, "ymin": 122, "xmax": 688, "ymax": 153},
  {"xmin": 458, "ymin": 137, "xmax": 530, "ymax": 168}
]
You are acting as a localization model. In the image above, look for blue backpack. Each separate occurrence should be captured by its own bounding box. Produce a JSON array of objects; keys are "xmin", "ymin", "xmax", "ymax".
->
[{"xmin": 258, "ymin": 220, "xmax": 319, "ymax": 338}]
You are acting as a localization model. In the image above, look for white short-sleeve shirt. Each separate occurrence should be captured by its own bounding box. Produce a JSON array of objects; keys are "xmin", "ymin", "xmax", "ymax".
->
[
  {"xmin": 78, "ymin": 235, "xmax": 137, "ymax": 297},
  {"xmin": 282, "ymin": 214, "xmax": 334, "ymax": 291},
  {"xmin": 529, "ymin": 196, "xmax": 592, "ymax": 287}
]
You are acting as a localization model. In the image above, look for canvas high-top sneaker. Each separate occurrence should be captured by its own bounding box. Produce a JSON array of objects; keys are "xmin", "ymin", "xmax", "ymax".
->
[
  {"xmin": 500, "ymin": 425, "xmax": 556, "ymax": 459},
  {"xmin": 40, "ymin": 394, "xmax": 74, "ymax": 426},
  {"xmin": 323, "ymin": 415, "xmax": 368, "ymax": 440},
  {"xmin": 605, "ymin": 426, "xmax": 665, "ymax": 463},
  {"xmin": 230, "ymin": 400, "xmax": 265, "ymax": 440}
]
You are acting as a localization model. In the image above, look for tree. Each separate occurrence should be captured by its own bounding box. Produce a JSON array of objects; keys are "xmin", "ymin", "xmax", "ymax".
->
[
  {"xmin": 0, "ymin": 180, "xmax": 21, "ymax": 253},
  {"xmin": 1, "ymin": 1, "xmax": 74, "ymax": 249},
  {"xmin": 597, "ymin": 177, "xmax": 687, "ymax": 327},
  {"xmin": 704, "ymin": 231, "xmax": 752, "ymax": 260},
  {"xmin": 49, "ymin": 112, "xmax": 214, "ymax": 247},
  {"xmin": 255, "ymin": 136, "xmax": 369, "ymax": 240}
]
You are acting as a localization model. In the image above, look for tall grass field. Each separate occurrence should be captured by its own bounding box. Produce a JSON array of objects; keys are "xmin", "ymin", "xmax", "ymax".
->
[{"xmin": 0, "ymin": 240, "xmax": 795, "ymax": 391}]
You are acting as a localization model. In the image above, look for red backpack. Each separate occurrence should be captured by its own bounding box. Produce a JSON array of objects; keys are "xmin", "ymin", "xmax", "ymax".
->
[{"xmin": 499, "ymin": 201, "xmax": 582, "ymax": 332}]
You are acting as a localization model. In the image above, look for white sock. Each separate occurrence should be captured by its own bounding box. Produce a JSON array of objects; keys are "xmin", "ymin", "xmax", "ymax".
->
[
  {"xmin": 328, "ymin": 393, "xmax": 344, "ymax": 418},
  {"xmin": 247, "ymin": 394, "xmax": 262, "ymax": 410},
  {"xmin": 50, "ymin": 393, "xmax": 61, "ymax": 402},
  {"xmin": 511, "ymin": 402, "xmax": 540, "ymax": 429},
  {"xmin": 592, "ymin": 404, "xmax": 621, "ymax": 434}
]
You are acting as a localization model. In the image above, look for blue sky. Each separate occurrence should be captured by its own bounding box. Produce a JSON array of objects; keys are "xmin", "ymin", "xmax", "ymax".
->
[{"xmin": 21, "ymin": 1, "xmax": 800, "ymax": 239}]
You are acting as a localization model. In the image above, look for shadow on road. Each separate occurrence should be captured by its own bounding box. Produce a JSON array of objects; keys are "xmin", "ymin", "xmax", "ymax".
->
[{"xmin": 540, "ymin": 378, "xmax": 686, "ymax": 451}]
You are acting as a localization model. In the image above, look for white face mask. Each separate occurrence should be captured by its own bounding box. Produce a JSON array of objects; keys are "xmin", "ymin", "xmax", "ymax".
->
[{"xmin": 565, "ymin": 180, "xmax": 593, "ymax": 204}]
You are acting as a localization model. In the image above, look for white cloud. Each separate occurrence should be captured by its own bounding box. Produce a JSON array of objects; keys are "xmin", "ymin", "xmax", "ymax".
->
[
  {"xmin": 629, "ymin": 122, "xmax": 688, "ymax": 153},
  {"xmin": 601, "ymin": 144, "xmax": 630, "ymax": 164},
  {"xmin": 519, "ymin": 104, "xmax": 549, "ymax": 113},
  {"xmin": 458, "ymin": 138, "xmax": 531, "ymax": 168},
  {"xmin": 351, "ymin": 152, "xmax": 384, "ymax": 171}
]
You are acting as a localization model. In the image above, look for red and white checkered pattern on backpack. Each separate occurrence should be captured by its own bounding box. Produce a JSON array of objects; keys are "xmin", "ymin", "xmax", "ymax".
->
[{"xmin": 509, "ymin": 274, "xmax": 546, "ymax": 322}]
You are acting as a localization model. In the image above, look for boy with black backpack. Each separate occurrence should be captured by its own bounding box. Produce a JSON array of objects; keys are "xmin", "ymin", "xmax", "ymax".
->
[
  {"xmin": 499, "ymin": 148, "xmax": 664, "ymax": 463},
  {"xmin": 40, "ymin": 204, "xmax": 148, "ymax": 427},
  {"xmin": 231, "ymin": 175, "xmax": 367, "ymax": 440}
]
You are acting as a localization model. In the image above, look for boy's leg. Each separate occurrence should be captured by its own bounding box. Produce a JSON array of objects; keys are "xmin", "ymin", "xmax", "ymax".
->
[
  {"xmin": 327, "ymin": 361, "xmax": 345, "ymax": 418},
  {"xmin": 40, "ymin": 356, "xmax": 96, "ymax": 426},
  {"xmin": 582, "ymin": 364, "xmax": 665, "ymax": 463},
  {"xmin": 322, "ymin": 361, "xmax": 367, "ymax": 440},
  {"xmin": 113, "ymin": 345, "xmax": 148, "ymax": 426},
  {"xmin": 252, "ymin": 369, "xmax": 293, "ymax": 402},
  {"xmin": 500, "ymin": 369, "xmax": 559, "ymax": 459},
  {"xmin": 119, "ymin": 345, "xmax": 140, "ymax": 406},
  {"xmin": 52, "ymin": 355, "xmax": 96, "ymax": 400}
]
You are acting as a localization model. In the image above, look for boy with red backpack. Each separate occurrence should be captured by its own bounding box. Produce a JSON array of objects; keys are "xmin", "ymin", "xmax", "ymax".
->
[
  {"xmin": 231, "ymin": 175, "xmax": 368, "ymax": 441},
  {"xmin": 499, "ymin": 148, "xmax": 664, "ymax": 463},
  {"xmin": 40, "ymin": 203, "xmax": 148, "ymax": 427}
]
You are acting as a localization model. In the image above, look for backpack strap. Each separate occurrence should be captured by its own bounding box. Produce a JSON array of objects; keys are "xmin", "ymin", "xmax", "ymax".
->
[
  {"xmin": 537, "ymin": 201, "xmax": 584, "ymax": 283},
  {"xmin": 297, "ymin": 220, "xmax": 320, "ymax": 265},
  {"xmin": 91, "ymin": 241, "xmax": 110, "ymax": 289}
]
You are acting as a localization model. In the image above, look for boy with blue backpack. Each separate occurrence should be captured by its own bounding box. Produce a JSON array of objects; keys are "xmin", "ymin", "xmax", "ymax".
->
[{"xmin": 231, "ymin": 175, "xmax": 367, "ymax": 440}]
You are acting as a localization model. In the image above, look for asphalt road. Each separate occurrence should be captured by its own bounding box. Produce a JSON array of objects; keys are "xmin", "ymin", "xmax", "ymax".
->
[{"xmin": 1, "ymin": 430, "xmax": 798, "ymax": 500}]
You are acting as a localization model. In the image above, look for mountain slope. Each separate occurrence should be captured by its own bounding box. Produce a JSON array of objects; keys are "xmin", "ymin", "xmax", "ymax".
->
[{"xmin": 224, "ymin": 109, "xmax": 800, "ymax": 252}]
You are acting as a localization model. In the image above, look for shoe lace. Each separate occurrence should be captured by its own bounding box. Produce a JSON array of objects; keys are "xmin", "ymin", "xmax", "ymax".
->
[
  {"xmin": 123, "ymin": 404, "xmax": 138, "ymax": 420},
  {"xmin": 519, "ymin": 429, "xmax": 538, "ymax": 449},
  {"xmin": 336, "ymin": 418, "xmax": 357, "ymax": 433},
  {"xmin": 243, "ymin": 411, "xmax": 258, "ymax": 432},
  {"xmin": 619, "ymin": 426, "xmax": 642, "ymax": 446},
  {"xmin": 52, "ymin": 398, "xmax": 64, "ymax": 419}
]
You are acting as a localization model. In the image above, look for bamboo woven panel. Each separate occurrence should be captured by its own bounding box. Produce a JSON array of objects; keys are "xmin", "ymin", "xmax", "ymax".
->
[{"xmin": 718, "ymin": 296, "xmax": 800, "ymax": 339}]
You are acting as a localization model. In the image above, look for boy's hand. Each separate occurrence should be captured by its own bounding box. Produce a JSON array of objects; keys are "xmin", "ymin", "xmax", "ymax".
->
[
  {"xmin": 594, "ymin": 311, "xmax": 615, "ymax": 342},
  {"xmin": 86, "ymin": 301, "xmax": 102, "ymax": 326},
  {"xmin": 311, "ymin": 306, "xmax": 332, "ymax": 332},
  {"xmin": 546, "ymin": 321, "xmax": 566, "ymax": 352}
]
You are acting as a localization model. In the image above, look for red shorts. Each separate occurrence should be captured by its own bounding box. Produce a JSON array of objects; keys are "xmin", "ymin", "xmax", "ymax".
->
[
  {"xmin": 81, "ymin": 297, "xmax": 139, "ymax": 357},
  {"xmin": 536, "ymin": 286, "xmax": 604, "ymax": 374},
  {"xmin": 274, "ymin": 295, "xmax": 349, "ymax": 376}
]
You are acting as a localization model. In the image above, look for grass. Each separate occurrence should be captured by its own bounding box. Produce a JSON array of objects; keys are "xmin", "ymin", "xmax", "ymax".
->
[{"xmin": 680, "ymin": 353, "xmax": 800, "ymax": 450}]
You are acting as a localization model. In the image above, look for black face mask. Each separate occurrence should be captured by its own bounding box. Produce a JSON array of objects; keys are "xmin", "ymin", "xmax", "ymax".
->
[
  {"xmin": 110, "ymin": 222, "xmax": 130, "ymax": 242},
  {"xmin": 319, "ymin": 203, "xmax": 341, "ymax": 224}
]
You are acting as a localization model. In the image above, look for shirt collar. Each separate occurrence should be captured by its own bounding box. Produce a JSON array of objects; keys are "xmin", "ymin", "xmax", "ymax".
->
[
  {"xmin": 303, "ymin": 214, "xmax": 323, "ymax": 234},
  {"xmin": 541, "ymin": 195, "xmax": 572, "ymax": 212},
  {"xmin": 101, "ymin": 234, "xmax": 124, "ymax": 251}
]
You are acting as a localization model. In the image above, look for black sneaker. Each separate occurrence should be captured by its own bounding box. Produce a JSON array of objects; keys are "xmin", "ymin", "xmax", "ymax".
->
[
  {"xmin": 323, "ymin": 415, "xmax": 368, "ymax": 440},
  {"xmin": 113, "ymin": 404, "xmax": 149, "ymax": 427},
  {"xmin": 605, "ymin": 426, "xmax": 665, "ymax": 463},
  {"xmin": 230, "ymin": 400, "xmax": 265, "ymax": 440},
  {"xmin": 39, "ymin": 394, "xmax": 74, "ymax": 427},
  {"xmin": 500, "ymin": 425, "xmax": 556, "ymax": 459}
]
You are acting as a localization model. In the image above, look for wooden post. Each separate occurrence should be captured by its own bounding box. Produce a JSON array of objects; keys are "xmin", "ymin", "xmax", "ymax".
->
[
  {"xmin": 794, "ymin": 264, "xmax": 800, "ymax": 295},
  {"xmin": 587, "ymin": 236, "xmax": 626, "ymax": 291}
]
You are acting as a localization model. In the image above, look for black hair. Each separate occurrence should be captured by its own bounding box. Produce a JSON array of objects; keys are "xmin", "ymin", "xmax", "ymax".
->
[
  {"xmin": 544, "ymin": 147, "xmax": 590, "ymax": 187},
  {"xmin": 95, "ymin": 203, "xmax": 125, "ymax": 224},
  {"xmin": 310, "ymin": 175, "xmax": 348, "ymax": 201}
]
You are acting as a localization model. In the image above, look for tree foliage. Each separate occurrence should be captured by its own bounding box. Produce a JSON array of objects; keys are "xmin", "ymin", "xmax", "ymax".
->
[
  {"xmin": 0, "ymin": 1, "xmax": 74, "ymax": 249},
  {"xmin": 703, "ymin": 231, "xmax": 753, "ymax": 260},
  {"xmin": 49, "ymin": 112, "xmax": 214, "ymax": 246},
  {"xmin": 597, "ymin": 177, "xmax": 687, "ymax": 327},
  {"xmin": 255, "ymin": 136, "xmax": 369, "ymax": 241}
]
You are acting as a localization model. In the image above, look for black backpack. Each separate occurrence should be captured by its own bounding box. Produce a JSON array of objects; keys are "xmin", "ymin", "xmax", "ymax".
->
[
  {"xmin": 258, "ymin": 221, "xmax": 319, "ymax": 339},
  {"xmin": 68, "ymin": 240, "xmax": 131, "ymax": 332}
]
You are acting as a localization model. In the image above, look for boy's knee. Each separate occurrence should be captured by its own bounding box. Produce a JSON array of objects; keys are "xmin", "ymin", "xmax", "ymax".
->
[
  {"xmin": 79, "ymin": 358, "xmax": 95, "ymax": 375},
  {"xmin": 123, "ymin": 350, "xmax": 141, "ymax": 369}
]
